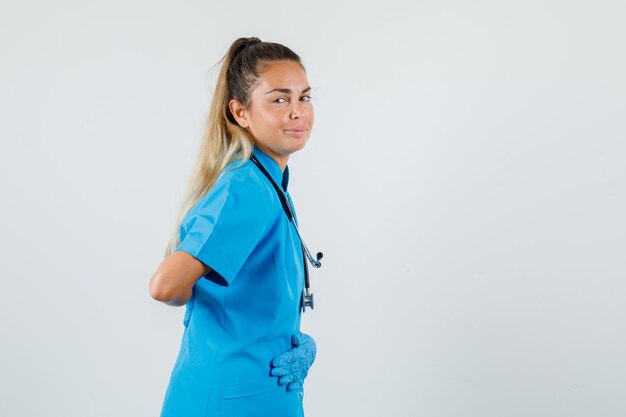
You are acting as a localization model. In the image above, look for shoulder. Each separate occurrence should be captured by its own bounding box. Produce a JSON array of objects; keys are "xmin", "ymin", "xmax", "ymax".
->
[
  {"xmin": 219, "ymin": 158, "xmax": 278, "ymax": 201},
  {"xmin": 189, "ymin": 158, "xmax": 280, "ymax": 220}
]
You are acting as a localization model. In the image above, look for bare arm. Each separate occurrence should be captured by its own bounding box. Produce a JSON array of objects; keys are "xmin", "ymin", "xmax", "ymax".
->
[{"xmin": 148, "ymin": 250, "xmax": 212, "ymax": 306}]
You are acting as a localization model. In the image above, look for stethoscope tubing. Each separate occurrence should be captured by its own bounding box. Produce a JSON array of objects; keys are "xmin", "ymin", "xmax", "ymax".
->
[
  {"xmin": 249, "ymin": 154, "xmax": 321, "ymax": 309},
  {"xmin": 249, "ymin": 154, "xmax": 320, "ymax": 266}
]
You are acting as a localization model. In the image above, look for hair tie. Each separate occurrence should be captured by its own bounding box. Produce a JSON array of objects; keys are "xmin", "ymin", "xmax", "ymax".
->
[
  {"xmin": 234, "ymin": 40, "xmax": 259, "ymax": 59},
  {"xmin": 242, "ymin": 40, "xmax": 259, "ymax": 49}
]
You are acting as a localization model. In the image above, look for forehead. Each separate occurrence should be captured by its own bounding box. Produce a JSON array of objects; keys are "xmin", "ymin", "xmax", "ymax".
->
[{"xmin": 255, "ymin": 60, "xmax": 308, "ymax": 91}]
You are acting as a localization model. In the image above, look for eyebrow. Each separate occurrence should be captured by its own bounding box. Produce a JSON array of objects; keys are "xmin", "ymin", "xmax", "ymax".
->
[{"xmin": 264, "ymin": 86, "xmax": 312, "ymax": 95}]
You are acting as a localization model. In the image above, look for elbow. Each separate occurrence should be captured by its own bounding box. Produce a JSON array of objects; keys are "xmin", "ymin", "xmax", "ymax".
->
[
  {"xmin": 149, "ymin": 272, "xmax": 175, "ymax": 303},
  {"xmin": 149, "ymin": 271, "xmax": 190, "ymax": 306}
]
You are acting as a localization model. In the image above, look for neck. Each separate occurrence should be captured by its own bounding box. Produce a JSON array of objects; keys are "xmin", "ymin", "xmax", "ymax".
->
[{"xmin": 254, "ymin": 143, "xmax": 288, "ymax": 172}]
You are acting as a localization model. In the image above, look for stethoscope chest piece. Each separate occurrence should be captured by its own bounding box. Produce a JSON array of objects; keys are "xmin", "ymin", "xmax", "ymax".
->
[
  {"xmin": 300, "ymin": 251, "xmax": 322, "ymax": 313},
  {"xmin": 301, "ymin": 288, "xmax": 314, "ymax": 312}
]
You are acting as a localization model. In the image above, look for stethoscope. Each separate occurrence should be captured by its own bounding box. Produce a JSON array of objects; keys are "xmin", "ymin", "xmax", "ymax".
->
[{"xmin": 249, "ymin": 153, "xmax": 322, "ymax": 313}]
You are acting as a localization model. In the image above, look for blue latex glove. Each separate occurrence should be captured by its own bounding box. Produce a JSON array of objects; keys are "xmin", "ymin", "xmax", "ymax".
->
[{"xmin": 270, "ymin": 332, "xmax": 317, "ymax": 391}]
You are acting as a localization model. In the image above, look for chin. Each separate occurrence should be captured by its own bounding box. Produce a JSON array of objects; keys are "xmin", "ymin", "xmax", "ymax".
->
[{"xmin": 290, "ymin": 140, "xmax": 308, "ymax": 153}]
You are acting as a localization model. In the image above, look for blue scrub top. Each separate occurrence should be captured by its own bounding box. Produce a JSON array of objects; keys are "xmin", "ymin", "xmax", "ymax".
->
[{"xmin": 160, "ymin": 146, "xmax": 305, "ymax": 417}]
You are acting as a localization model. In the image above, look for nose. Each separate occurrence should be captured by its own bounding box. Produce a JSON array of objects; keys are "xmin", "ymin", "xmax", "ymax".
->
[{"xmin": 290, "ymin": 101, "xmax": 303, "ymax": 119}]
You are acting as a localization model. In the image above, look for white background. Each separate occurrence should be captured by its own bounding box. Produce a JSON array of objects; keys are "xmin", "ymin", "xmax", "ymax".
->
[{"xmin": 1, "ymin": 1, "xmax": 625, "ymax": 416}]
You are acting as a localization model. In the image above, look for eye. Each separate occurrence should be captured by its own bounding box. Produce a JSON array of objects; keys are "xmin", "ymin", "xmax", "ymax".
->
[
  {"xmin": 273, "ymin": 97, "xmax": 287, "ymax": 103},
  {"xmin": 301, "ymin": 95, "xmax": 312, "ymax": 102}
]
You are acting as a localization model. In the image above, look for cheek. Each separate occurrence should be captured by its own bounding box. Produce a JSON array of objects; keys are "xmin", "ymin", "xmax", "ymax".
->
[
  {"xmin": 250, "ymin": 114, "xmax": 270, "ymax": 133},
  {"xmin": 258, "ymin": 109, "xmax": 283, "ymax": 128}
]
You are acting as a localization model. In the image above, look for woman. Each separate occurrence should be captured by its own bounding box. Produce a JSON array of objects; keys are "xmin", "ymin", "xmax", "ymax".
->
[{"xmin": 149, "ymin": 37, "xmax": 318, "ymax": 417}]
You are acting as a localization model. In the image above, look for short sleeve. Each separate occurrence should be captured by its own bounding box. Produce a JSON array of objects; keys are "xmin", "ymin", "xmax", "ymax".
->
[{"xmin": 175, "ymin": 173, "xmax": 277, "ymax": 286}]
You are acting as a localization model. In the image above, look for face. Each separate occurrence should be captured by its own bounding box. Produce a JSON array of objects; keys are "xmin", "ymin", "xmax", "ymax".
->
[{"xmin": 230, "ymin": 60, "xmax": 314, "ymax": 170}]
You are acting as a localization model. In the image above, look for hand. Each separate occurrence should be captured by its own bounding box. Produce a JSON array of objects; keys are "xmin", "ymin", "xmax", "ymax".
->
[{"xmin": 270, "ymin": 332, "xmax": 317, "ymax": 391}]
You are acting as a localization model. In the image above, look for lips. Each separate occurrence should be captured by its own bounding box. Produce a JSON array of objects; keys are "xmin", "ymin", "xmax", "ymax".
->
[{"xmin": 283, "ymin": 128, "xmax": 308, "ymax": 138}]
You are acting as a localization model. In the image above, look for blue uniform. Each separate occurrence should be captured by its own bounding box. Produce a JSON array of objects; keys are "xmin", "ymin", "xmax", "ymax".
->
[{"xmin": 160, "ymin": 146, "xmax": 305, "ymax": 417}]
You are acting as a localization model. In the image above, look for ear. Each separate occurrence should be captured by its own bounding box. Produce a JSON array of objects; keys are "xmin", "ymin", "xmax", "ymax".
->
[{"xmin": 228, "ymin": 98, "xmax": 249, "ymax": 128}]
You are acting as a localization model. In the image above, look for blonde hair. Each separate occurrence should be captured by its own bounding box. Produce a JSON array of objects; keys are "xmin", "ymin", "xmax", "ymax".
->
[{"xmin": 164, "ymin": 37, "xmax": 304, "ymax": 257}]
